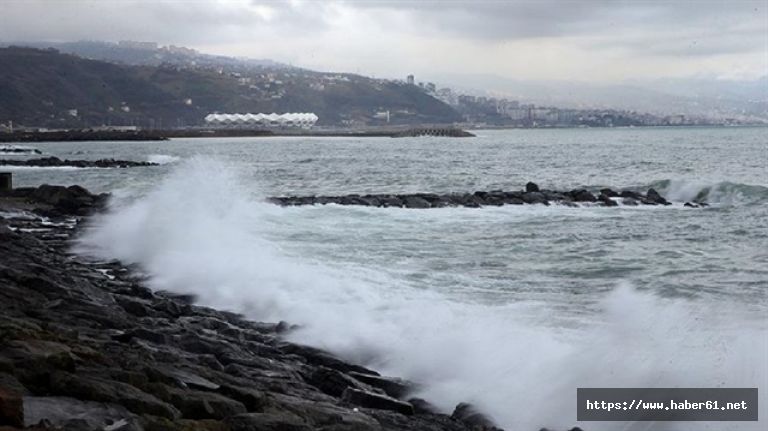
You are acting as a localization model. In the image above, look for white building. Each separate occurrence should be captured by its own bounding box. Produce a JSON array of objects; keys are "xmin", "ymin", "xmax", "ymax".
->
[{"xmin": 204, "ymin": 113, "xmax": 319, "ymax": 129}]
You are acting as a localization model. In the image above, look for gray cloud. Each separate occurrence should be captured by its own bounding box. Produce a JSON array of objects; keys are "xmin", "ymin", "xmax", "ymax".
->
[{"xmin": 0, "ymin": 0, "xmax": 765, "ymax": 81}]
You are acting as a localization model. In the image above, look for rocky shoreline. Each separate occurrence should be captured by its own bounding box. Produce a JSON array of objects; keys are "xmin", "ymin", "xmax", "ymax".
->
[
  {"xmin": 0, "ymin": 157, "xmax": 158, "ymax": 169},
  {"xmin": 269, "ymin": 182, "xmax": 708, "ymax": 209},
  {"xmin": 0, "ymin": 184, "xmax": 586, "ymax": 431}
]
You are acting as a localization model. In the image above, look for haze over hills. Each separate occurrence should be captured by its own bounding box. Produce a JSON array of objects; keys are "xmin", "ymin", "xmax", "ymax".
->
[
  {"xmin": 0, "ymin": 46, "xmax": 460, "ymax": 129},
  {"xmin": 428, "ymin": 73, "xmax": 768, "ymax": 121},
  {"xmin": 1, "ymin": 40, "xmax": 766, "ymax": 130},
  {"xmin": 8, "ymin": 40, "xmax": 290, "ymax": 71}
]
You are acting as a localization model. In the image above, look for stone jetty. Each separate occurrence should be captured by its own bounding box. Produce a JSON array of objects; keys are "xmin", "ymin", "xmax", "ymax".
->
[
  {"xmin": 0, "ymin": 157, "xmax": 158, "ymax": 169},
  {"xmin": 269, "ymin": 182, "xmax": 709, "ymax": 209}
]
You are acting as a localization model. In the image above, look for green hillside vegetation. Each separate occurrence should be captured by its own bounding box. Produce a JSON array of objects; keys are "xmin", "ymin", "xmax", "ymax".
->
[{"xmin": 0, "ymin": 47, "xmax": 460, "ymax": 128}]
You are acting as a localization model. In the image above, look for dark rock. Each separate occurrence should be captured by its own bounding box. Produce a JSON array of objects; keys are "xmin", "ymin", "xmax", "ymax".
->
[
  {"xmin": 599, "ymin": 188, "xmax": 618, "ymax": 198},
  {"xmin": 622, "ymin": 197, "xmax": 639, "ymax": 206},
  {"xmin": 166, "ymin": 388, "xmax": 247, "ymax": 420},
  {"xmin": 684, "ymin": 202, "xmax": 698, "ymax": 208},
  {"xmin": 378, "ymin": 196, "xmax": 403, "ymax": 208},
  {"xmin": 347, "ymin": 371, "xmax": 414, "ymax": 399},
  {"xmin": 646, "ymin": 188, "xmax": 669, "ymax": 205},
  {"xmin": 0, "ymin": 157, "xmax": 158, "ymax": 169},
  {"xmin": 403, "ymin": 196, "xmax": 431, "ymax": 209},
  {"xmin": 279, "ymin": 344, "xmax": 379, "ymax": 376},
  {"xmin": 342, "ymin": 388, "xmax": 414, "ymax": 416},
  {"xmin": 522, "ymin": 192, "xmax": 548, "ymax": 204},
  {"xmin": 113, "ymin": 328, "xmax": 168, "ymax": 345},
  {"xmin": 451, "ymin": 403, "xmax": 498, "ymax": 429},
  {"xmin": 49, "ymin": 372, "xmax": 181, "ymax": 419},
  {"xmin": 0, "ymin": 387, "xmax": 23, "ymax": 427},
  {"xmin": 525, "ymin": 182, "xmax": 540, "ymax": 193},
  {"xmin": 570, "ymin": 189, "xmax": 597, "ymax": 203},
  {"xmin": 619, "ymin": 190, "xmax": 642, "ymax": 200},
  {"xmin": 116, "ymin": 297, "xmax": 153, "ymax": 317},
  {"xmin": 24, "ymin": 396, "xmax": 141, "ymax": 431},
  {"xmin": 306, "ymin": 367, "xmax": 377, "ymax": 398},
  {"xmin": 407, "ymin": 397, "xmax": 440, "ymax": 415},
  {"xmin": 598, "ymin": 193, "xmax": 618, "ymax": 207},
  {"xmin": 218, "ymin": 385, "xmax": 268, "ymax": 412},
  {"xmin": 225, "ymin": 412, "xmax": 311, "ymax": 431}
]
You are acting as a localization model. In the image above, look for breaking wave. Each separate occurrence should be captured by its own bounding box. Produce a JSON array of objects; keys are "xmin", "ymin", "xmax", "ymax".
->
[
  {"xmin": 648, "ymin": 179, "xmax": 768, "ymax": 205},
  {"xmin": 147, "ymin": 154, "xmax": 181, "ymax": 165},
  {"xmin": 75, "ymin": 158, "xmax": 767, "ymax": 430}
]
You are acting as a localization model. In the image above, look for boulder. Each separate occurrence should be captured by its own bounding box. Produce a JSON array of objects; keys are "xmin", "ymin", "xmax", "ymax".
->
[
  {"xmin": 525, "ymin": 182, "xmax": 540, "ymax": 193},
  {"xmin": 451, "ymin": 403, "xmax": 498, "ymax": 429},
  {"xmin": 403, "ymin": 197, "xmax": 431, "ymax": 209},
  {"xmin": 225, "ymin": 412, "xmax": 311, "ymax": 431},
  {"xmin": 570, "ymin": 189, "xmax": 597, "ymax": 203},
  {"xmin": 348, "ymin": 371, "xmax": 414, "ymax": 399},
  {"xmin": 49, "ymin": 372, "xmax": 181, "ymax": 419},
  {"xmin": 342, "ymin": 388, "xmax": 414, "ymax": 416},
  {"xmin": 306, "ymin": 367, "xmax": 377, "ymax": 398},
  {"xmin": 646, "ymin": 188, "xmax": 669, "ymax": 205},
  {"xmin": 23, "ymin": 396, "xmax": 141, "ymax": 431},
  {"xmin": 166, "ymin": 388, "xmax": 247, "ymax": 420},
  {"xmin": 522, "ymin": 192, "xmax": 548, "ymax": 204},
  {"xmin": 598, "ymin": 193, "xmax": 618, "ymax": 207}
]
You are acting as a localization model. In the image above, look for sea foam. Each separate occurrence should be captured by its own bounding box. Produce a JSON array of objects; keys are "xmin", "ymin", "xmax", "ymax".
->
[{"xmin": 76, "ymin": 157, "xmax": 767, "ymax": 430}]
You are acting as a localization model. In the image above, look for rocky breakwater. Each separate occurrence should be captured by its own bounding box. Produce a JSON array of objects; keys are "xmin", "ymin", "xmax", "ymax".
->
[
  {"xmin": 0, "ymin": 157, "xmax": 158, "ymax": 169},
  {"xmin": 269, "ymin": 182, "xmax": 709, "ymax": 209},
  {"xmin": 0, "ymin": 184, "xmax": 586, "ymax": 431}
]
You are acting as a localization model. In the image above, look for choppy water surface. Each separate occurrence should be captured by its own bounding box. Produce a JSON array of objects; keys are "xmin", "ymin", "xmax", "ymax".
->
[{"xmin": 9, "ymin": 127, "xmax": 768, "ymax": 430}]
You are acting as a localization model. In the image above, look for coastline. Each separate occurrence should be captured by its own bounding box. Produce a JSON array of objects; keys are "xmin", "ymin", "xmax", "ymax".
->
[
  {"xmin": 0, "ymin": 185, "xmax": 521, "ymax": 431},
  {"xmin": 0, "ymin": 127, "xmax": 473, "ymax": 143}
]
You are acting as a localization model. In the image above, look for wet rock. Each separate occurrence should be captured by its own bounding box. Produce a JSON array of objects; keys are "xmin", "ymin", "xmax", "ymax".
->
[
  {"xmin": 342, "ymin": 388, "xmax": 414, "ymax": 416},
  {"xmin": 684, "ymin": 202, "xmax": 699, "ymax": 208},
  {"xmin": 619, "ymin": 190, "xmax": 642, "ymax": 200},
  {"xmin": 279, "ymin": 344, "xmax": 379, "ymax": 376},
  {"xmin": 217, "ymin": 384, "xmax": 268, "ymax": 412},
  {"xmin": 525, "ymin": 182, "xmax": 540, "ymax": 193},
  {"xmin": 225, "ymin": 412, "xmax": 311, "ymax": 431},
  {"xmin": 598, "ymin": 193, "xmax": 618, "ymax": 207},
  {"xmin": 451, "ymin": 403, "xmax": 498, "ymax": 429},
  {"xmin": 403, "ymin": 196, "xmax": 431, "ymax": 209},
  {"xmin": 49, "ymin": 372, "xmax": 181, "ymax": 419},
  {"xmin": 622, "ymin": 197, "xmax": 639, "ymax": 206},
  {"xmin": 113, "ymin": 328, "xmax": 168, "ymax": 345},
  {"xmin": 379, "ymin": 196, "xmax": 403, "ymax": 208},
  {"xmin": 24, "ymin": 396, "xmax": 141, "ymax": 431},
  {"xmin": 599, "ymin": 188, "xmax": 619, "ymax": 198},
  {"xmin": 407, "ymin": 397, "xmax": 440, "ymax": 415},
  {"xmin": 0, "ymin": 157, "xmax": 157, "ymax": 169},
  {"xmin": 646, "ymin": 188, "xmax": 669, "ymax": 205},
  {"xmin": 0, "ymin": 387, "xmax": 23, "ymax": 427},
  {"xmin": 166, "ymin": 388, "xmax": 247, "ymax": 420},
  {"xmin": 522, "ymin": 192, "xmax": 548, "ymax": 205},
  {"xmin": 306, "ymin": 367, "xmax": 378, "ymax": 398},
  {"xmin": 347, "ymin": 372, "xmax": 414, "ymax": 399},
  {"xmin": 570, "ymin": 189, "xmax": 597, "ymax": 203}
]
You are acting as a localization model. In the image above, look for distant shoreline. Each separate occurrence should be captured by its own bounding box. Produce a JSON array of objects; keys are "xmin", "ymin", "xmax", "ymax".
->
[
  {"xmin": 2, "ymin": 124, "xmax": 764, "ymax": 143},
  {"xmin": 0, "ymin": 127, "xmax": 474, "ymax": 142}
]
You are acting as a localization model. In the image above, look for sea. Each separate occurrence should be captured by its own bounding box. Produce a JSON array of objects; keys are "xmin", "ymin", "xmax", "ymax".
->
[{"xmin": 4, "ymin": 127, "xmax": 767, "ymax": 431}]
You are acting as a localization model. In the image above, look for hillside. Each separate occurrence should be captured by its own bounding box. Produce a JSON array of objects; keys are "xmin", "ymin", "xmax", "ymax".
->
[{"xmin": 0, "ymin": 47, "xmax": 460, "ymax": 128}]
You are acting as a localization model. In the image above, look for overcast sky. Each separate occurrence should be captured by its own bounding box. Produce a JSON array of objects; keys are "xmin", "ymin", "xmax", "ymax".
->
[{"xmin": 1, "ymin": 0, "xmax": 766, "ymax": 82}]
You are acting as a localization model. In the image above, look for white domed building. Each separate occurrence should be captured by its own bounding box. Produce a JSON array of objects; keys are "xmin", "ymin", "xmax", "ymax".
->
[{"xmin": 204, "ymin": 113, "xmax": 318, "ymax": 129}]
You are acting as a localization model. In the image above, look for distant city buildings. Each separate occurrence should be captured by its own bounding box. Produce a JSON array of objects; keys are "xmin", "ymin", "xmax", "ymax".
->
[{"xmin": 117, "ymin": 40, "xmax": 158, "ymax": 50}]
